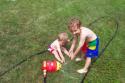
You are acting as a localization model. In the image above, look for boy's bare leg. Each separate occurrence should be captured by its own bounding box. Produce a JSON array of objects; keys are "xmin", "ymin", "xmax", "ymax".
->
[
  {"xmin": 77, "ymin": 57, "xmax": 91, "ymax": 74},
  {"xmin": 83, "ymin": 57, "xmax": 91, "ymax": 70}
]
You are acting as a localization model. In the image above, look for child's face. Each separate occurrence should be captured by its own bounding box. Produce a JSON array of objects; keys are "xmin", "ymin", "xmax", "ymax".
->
[
  {"xmin": 59, "ymin": 40, "xmax": 68, "ymax": 46},
  {"xmin": 70, "ymin": 25, "xmax": 80, "ymax": 35}
]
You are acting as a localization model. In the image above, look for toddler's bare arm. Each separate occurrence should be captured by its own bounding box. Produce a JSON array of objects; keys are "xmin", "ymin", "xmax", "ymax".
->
[
  {"xmin": 52, "ymin": 51, "xmax": 63, "ymax": 63},
  {"xmin": 61, "ymin": 47, "xmax": 70, "ymax": 57},
  {"xmin": 57, "ymin": 45, "xmax": 65, "ymax": 63}
]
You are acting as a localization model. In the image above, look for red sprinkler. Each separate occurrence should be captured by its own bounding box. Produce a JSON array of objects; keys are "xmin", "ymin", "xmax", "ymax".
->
[{"xmin": 41, "ymin": 60, "xmax": 62, "ymax": 83}]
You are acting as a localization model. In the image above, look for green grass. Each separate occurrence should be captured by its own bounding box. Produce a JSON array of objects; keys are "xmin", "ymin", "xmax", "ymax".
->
[{"xmin": 0, "ymin": 0, "xmax": 125, "ymax": 83}]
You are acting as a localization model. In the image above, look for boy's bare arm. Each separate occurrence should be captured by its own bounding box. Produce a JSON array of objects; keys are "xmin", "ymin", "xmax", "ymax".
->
[{"xmin": 69, "ymin": 35, "xmax": 78, "ymax": 52}]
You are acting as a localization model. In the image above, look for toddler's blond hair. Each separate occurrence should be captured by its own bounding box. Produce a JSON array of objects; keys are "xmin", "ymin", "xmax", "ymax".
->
[{"xmin": 58, "ymin": 32, "xmax": 69, "ymax": 42}]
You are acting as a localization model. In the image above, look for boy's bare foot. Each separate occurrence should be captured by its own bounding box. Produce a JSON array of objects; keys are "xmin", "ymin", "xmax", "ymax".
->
[
  {"xmin": 77, "ymin": 68, "xmax": 88, "ymax": 74},
  {"xmin": 75, "ymin": 57, "xmax": 83, "ymax": 62}
]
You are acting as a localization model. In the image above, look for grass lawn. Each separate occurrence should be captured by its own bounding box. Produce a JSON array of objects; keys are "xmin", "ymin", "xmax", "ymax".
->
[{"xmin": 0, "ymin": 0, "xmax": 125, "ymax": 83}]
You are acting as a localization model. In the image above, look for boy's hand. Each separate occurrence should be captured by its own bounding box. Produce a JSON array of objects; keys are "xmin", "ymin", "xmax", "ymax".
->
[
  {"xmin": 69, "ymin": 51, "xmax": 73, "ymax": 57},
  {"xmin": 69, "ymin": 49, "xmax": 73, "ymax": 54},
  {"xmin": 67, "ymin": 53, "xmax": 71, "ymax": 58},
  {"xmin": 69, "ymin": 49, "xmax": 73, "ymax": 56},
  {"xmin": 70, "ymin": 55, "xmax": 75, "ymax": 60},
  {"xmin": 69, "ymin": 52, "xmax": 75, "ymax": 60}
]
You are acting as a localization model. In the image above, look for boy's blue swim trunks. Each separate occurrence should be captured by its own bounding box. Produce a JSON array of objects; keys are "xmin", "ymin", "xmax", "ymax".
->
[{"xmin": 85, "ymin": 37, "xmax": 99, "ymax": 58}]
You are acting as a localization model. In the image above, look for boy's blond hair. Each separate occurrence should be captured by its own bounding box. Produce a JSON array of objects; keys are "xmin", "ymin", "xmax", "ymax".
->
[
  {"xmin": 68, "ymin": 18, "xmax": 81, "ymax": 30},
  {"xmin": 58, "ymin": 32, "xmax": 69, "ymax": 42}
]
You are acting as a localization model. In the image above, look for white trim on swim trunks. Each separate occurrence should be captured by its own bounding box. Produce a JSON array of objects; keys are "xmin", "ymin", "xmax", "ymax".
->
[{"xmin": 48, "ymin": 46, "xmax": 55, "ymax": 54}]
